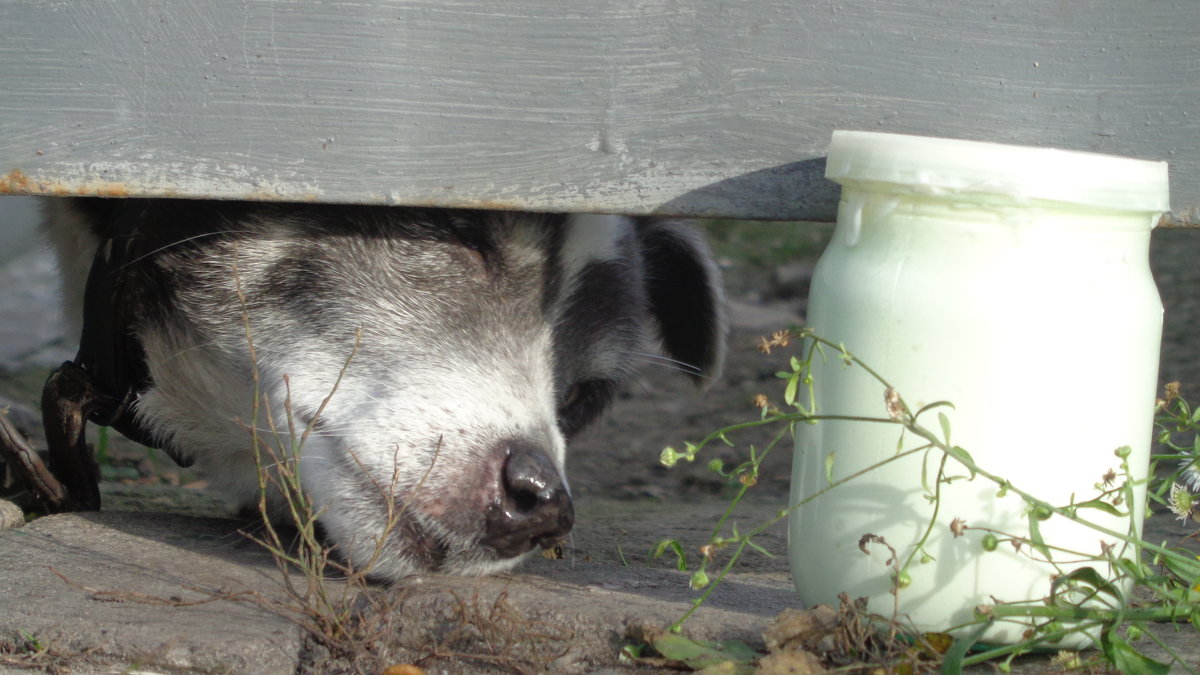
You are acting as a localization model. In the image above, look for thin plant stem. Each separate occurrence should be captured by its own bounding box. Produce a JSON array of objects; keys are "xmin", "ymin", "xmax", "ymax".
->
[
  {"xmin": 668, "ymin": 441, "xmax": 932, "ymax": 631},
  {"xmin": 659, "ymin": 328, "xmax": 1198, "ymax": 672}
]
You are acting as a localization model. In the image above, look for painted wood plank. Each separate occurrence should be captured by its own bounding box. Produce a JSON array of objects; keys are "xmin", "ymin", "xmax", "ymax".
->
[{"xmin": 1, "ymin": 0, "xmax": 1197, "ymax": 224}]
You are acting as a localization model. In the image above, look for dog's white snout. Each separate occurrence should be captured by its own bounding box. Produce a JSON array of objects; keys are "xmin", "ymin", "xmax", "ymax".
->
[{"xmin": 482, "ymin": 441, "xmax": 573, "ymax": 558}]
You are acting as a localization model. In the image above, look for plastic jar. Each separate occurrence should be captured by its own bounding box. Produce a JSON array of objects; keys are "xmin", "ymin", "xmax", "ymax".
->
[{"xmin": 788, "ymin": 131, "xmax": 1170, "ymax": 646}]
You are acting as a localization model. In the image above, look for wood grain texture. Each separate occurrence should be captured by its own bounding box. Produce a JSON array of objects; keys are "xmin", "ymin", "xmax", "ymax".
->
[{"xmin": 1, "ymin": 0, "xmax": 1196, "ymax": 223}]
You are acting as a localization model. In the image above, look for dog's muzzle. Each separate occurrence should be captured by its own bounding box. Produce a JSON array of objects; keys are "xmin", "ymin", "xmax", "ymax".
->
[{"xmin": 482, "ymin": 442, "xmax": 574, "ymax": 558}]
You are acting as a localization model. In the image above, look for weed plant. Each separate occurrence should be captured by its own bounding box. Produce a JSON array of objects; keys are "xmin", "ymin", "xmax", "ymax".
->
[
  {"xmin": 229, "ymin": 254, "xmax": 410, "ymax": 666},
  {"xmin": 648, "ymin": 328, "xmax": 1200, "ymax": 673}
]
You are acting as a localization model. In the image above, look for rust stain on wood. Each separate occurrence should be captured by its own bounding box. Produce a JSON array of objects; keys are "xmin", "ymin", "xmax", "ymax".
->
[
  {"xmin": 0, "ymin": 169, "xmax": 34, "ymax": 193},
  {"xmin": 1, "ymin": 169, "xmax": 132, "ymax": 198}
]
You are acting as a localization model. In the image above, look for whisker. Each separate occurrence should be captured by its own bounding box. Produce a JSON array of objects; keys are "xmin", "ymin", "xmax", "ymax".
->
[
  {"xmin": 162, "ymin": 340, "xmax": 227, "ymax": 364},
  {"xmin": 121, "ymin": 229, "xmax": 258, "ymax": 268},
  {"xmin": 622, "ymin": 350, "xmax": 704, "ymax": 377}
]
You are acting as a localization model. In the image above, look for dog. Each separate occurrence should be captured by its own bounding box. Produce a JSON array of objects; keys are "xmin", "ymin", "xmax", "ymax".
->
[{"xmin": 36, "ymin": 198, "xmax": 727, "ymax": 580}]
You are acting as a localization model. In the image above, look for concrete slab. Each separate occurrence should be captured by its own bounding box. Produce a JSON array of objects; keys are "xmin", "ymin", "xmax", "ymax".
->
[
  {"xmin": 1, "ymin": 487, "xmax": 1198, "ymax": 673},
  {"xmin": 0, "ymin": 512, "xmax": 304, "ymax": 674},
  {"xmin": 0, "ymin": 500, "xmax": 796, "ymax": 674},
  {"xmin": 310, "ymin": 559, "xmax": 794, "ymax": 674}
]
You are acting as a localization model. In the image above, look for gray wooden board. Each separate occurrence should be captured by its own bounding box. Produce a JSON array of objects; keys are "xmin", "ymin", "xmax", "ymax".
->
[{"xmin": 1, "ymin": 0, "xmax": 1197, "ymax": 224}]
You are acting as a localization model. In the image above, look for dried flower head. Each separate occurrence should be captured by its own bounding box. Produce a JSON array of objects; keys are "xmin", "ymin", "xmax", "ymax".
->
[
  {"xmin": 1050, "ymin": 651, "xmax": 1082, "ymax": 669},
  {"xmin": 1101, "ymin": 468, "xmax": 1117, "ymax": 487},
  {"xmin": 949, "ymin": 517, "xmax": 967, "ymax": 538},
  {"xmin": 884, "ymin": 387, "xmax": 905, "ymax": 421},
  {"xmin": 757, "ymin": 329, "xmax": 796, "ymax": 355},
  {"xmin": 753, "ymin": 393, "xmax": 770, "ymax": 410},
  {"xmin": 757, "ymin": 336, "xmax": 774, "ymax": 354},
  {"xmin": 1165, "ymin": 381, "xmax": 1182, "ymax": 405}
]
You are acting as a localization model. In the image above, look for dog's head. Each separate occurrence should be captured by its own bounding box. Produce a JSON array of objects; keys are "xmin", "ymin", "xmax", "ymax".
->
[{"xmin": 58, "ymin": 200, "xmax": 726, "ymax": 579}]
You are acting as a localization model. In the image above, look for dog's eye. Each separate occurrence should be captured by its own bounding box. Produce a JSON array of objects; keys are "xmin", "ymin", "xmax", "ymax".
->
[
  {"xmin": 559, "ymin": 384, "xmax": 582, "ymax": 410},
  {"xmin": 442, "ymin": 224, "xmax": 493, "ymax": 276},
  {"xmin": 556, "ymin": 380, "xmax": 615, "ymax": 438},
  {"xmin": 450, "ymin": 240, "xmax": 489, "ymax": 277}
]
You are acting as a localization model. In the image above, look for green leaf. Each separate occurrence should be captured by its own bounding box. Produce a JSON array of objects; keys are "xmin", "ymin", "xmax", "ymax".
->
[
  {"xmin": 945, "ymin": 446, "xmax": 977, "ymax": 479},
  {"xmin": 651, "ymin": 539, "xmax": 688, "ymax": 571},
  {"xmin": 1026, "ymin": 510, "xmax": 1052, "ymax": 561},
  {"xmin": 914, "ymin": 400, "xmax": 956, "ymax": 418},
  {"xmin": 696, "ymin": 663, "xmax": 755, "ymax": 675},
  {"xmin": 746, "ymin": 539, "xmax": 776, "ymax": 558},
  {"xmin": 784, "ymin": 375, "xmax": 799, "ymax": 407},
  {"xmin": 940, "ymin": 621, "xmax": 993, "ymax": 675},
  {"xmin": 651, "ymin": 633, "xmax": 758, "ymax": 669},
  {"xmin": 1073, "ymin": 498, "xmax": 1125, "ymax": 517},
  {"xmin": 1106, "ymin": 633, "xmax": 1171, "ymax": 675},
  {"xmin": 1050, "ymin": 566, "xmax": 1123, "ymax": 606},
  {"xmin": 938, "ymin": 412, "xmax": 952, "ymax": 445},
  {"xmin": 619, "ymin": 643, "xmax": 644, "ymax": 661},
  {"xmin": 920, "ymin": 449, "xmax": 934, "ymax": 495},
  {"xmin": 1161, "ymin": 549, "xmax": 1200, "ymax": 587},
  {"xmin": 837, "ymin": 342, "xmax": 852, "ymax": 362}
]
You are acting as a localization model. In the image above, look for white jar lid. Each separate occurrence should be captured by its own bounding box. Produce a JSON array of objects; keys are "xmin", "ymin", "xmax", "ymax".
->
[{"xmin": 826, "ymin": 131, "xmax": 1170, "ymax": 214}]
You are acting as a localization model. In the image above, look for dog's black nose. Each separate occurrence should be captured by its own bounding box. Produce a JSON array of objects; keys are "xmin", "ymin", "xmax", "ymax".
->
[{"xmin": 483, "ymin": 443, "xmax": 574, "ymax": 558}]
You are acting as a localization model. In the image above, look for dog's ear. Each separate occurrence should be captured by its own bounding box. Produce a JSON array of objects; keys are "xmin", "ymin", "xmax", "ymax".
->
[{"xmin": 634, "ymin": 218, "xmax": 728, "ymax": 387}]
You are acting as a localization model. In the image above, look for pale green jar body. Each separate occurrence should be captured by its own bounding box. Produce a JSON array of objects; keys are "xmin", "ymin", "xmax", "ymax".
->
[{"xmin": 789, "ymin": 131, "xmax": 1169, "ymax": 646}]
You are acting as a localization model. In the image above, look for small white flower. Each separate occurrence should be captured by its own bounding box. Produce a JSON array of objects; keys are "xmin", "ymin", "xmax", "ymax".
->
[
  {"xmin": 1169, "ymin": 482, "xmax": 1195, "ymax": 523},
  {"xmin": 1179, "ymin": 457, "xmax": 1200, "ymax": 493}
]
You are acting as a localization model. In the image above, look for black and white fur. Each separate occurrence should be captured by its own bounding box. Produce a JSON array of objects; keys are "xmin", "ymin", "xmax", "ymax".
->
[{"xmin": 41, "ymin": 198, "xmax": 726, "ymax": 580}]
